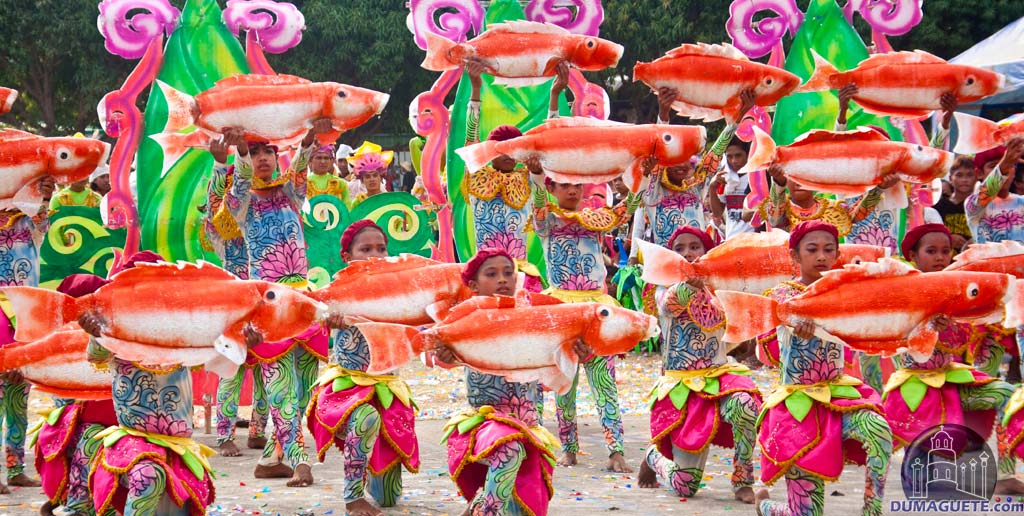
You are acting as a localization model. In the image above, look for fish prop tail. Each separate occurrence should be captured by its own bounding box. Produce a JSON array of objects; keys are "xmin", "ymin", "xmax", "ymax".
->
[
  {"xmin": 636, "ymin": 239, "xmax": 696, "ymax": 286},
  {"xmin": 455, "ymin": 140, "xmax": 501, "ymax": 175},
  {"xmin": 421, "ymin": 32, "xmax": 460, "ymax": 71},
  {"xmin": 953, "ymin": 113, "xmax": 1002, "ymax": 155},
  {"xmin": 715, "ymin": 290, "xmax": 780, "ymax": 343},
  {"xmin": 0, "ymin": 287, "xmax": 82, "ymax": 342},
  {"xmin": 150, "ymin": 129, "xmax": 218, "ymax": 176},
  {"xmin": 797, "ymin": 50, "xmax": 839, "ymax": 93},
  {"xmin": 352, "ymin": 322, "xmax": 425, "ymax": 374},
  {"xmin": 156, "ymin": 81, "xmax": 198, "ymax": 133},
  {"xmin": 739, "ymin": 126, "xmax": 776, "ymax": 174}
]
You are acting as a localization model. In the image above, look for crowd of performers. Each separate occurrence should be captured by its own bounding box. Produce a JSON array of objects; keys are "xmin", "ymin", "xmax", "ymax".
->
[{"xmin": 2, "ymin": 59, "xmax": 1024, "ymax": 516}]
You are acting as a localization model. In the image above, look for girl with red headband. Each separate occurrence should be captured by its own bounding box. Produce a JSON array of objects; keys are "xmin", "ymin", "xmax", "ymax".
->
[
  {"xmin": 636, "ymin": 227, "xmax": 762, "ymax": 505},
  {"xmin": 432, "ymin": 248, "xmax": 562, "ymax": 516},
  {"xmin": 881, "ymin": 224, "xmax": 1023, "ymax": 494},
  {"xmin": 307, "ymin": 221, "xmax": 420, "ymax": 516},
  {"xmin": 754, "ymin": 221, "xmax": 893, "ymax": 516}
]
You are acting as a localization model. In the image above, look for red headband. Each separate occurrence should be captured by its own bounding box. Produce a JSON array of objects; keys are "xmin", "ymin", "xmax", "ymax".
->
[
  {"xmin": 974, "ymin": 146, "xmax": 1006, "ymax": 170},
  {"xmin": 668, "ymin": 226, "xmax": 715, "ymax": 253},
  {"xmin": 900, "ymin": 223, "xmax": 951, "ymax": 258},
  {"xmin": 789, "ymin": 220, "xmax": 839, "ymax": 250},
  {"xmin": 340, "ymin": 220, "xmax": 387, "ymax": 255},
  {"xmin": 56, "ymin": 274, "xmax": 109, "ymax": 298},
  {"xmin": 461, "ymin": 248, "xmax": 515, "ymax": 286},
  {"xmin": 487, "ymin": 125, "xmax": 522, "ymax": 142}
]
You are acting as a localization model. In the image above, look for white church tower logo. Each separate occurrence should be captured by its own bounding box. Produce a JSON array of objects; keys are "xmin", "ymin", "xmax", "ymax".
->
[{"xmin": 902, "ymin": 424, "xmax": 996, "ymax": 501}]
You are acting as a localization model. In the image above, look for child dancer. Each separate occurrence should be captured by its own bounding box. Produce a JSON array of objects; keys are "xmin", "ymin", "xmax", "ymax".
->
[
  {"xmin": 347, "ymin": 142, "xmax": 392, "ymax": 208},
  {"xmin": 637, "ymin": 227, "xmax": 762, "ymax": 504},
  {"xmin": 434, "ymin": 248, "xmax": 560, "ymax": 516},
  {"xmin": 755, "ymin": 221, "xmax": 893, "ymax": 516},
  {"xmin": 307, "ymin": 143, "xmax": 350, "ymax": 205},
  {"xmin": 306, "ymin": 221, "xmax": 419, "ymax": 516}
]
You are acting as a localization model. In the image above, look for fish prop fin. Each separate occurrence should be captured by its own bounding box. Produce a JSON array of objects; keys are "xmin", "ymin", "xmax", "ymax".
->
[
  {"xmin": 545, "ymin": 169, "xmax": 619, "ymax": 186},
  {"xmin": 844, "ymin": 338, "xmax": 910, "ymax": 357},
  {"xmin": 441, "ymin": 295, "xmax": 516, "ymax": 324},
  {"xmin": 670, "ymin": 99, "xmax": 725, "ymax": 122},
  {"xmin": 554, "ymin": 340, "xmax": 580, "ymax": 380},
  {"xmin": 354, "ymin": 322, "xmax": 424, "ymax": 374},
  {"xmin": 525, "ymin": 117, "xmax": 627, "ymax": 134},
  {"xmin": 214, "ymin": 328, "xmax": 249, "ymax": 366},
  {"xmin": 856, "ymin": 50, "xmax": 947, "ymax": 69},
  {"xmin": 31, "ymin": 386, "xmax": 111, "ymax": 401},
  {"xmin": 856, "ymin": 99, "xmax": 933, "ymax": 119},
  {"xmin": 811, "ymin": 324, "xmax": 848, "ymax": 347},
  {"xmin": 636, "ymin": 239, "xmax": 696, "ymax": 286},
  {"xmin": 808, "ymin": 258, "xmax": 920, "ymax": 296},
  {"xmin": 484, "ymin": 20, "xmax": 570, "ymax": 36},
  {"xmin": 622, "ymin": 158, "xmax": 647, "ymax": 193},
  {"xmin": 738, "ymin": 126, "xmax": 776, "ymax": 174},
  {"xmin": 508, "ymin": 366, "xmax": 574, "ymax": 395},
  {"xmin": 523, "ymin": 292, "xmax": 564, "ymax": 306},
  {"xmin": 0, "ymin": 129, "xmax": 39, "ymax": 142},
  {"xmin": 715, "ymin": 290, "xmax": 780, "ymax": 343},
  {"xmin": 791, "ymin": 128, "xmax": 889, "ymax": 145},
  {"xmin": 706, "ymin": 229, "xmax": 790, "ymax": 260},
  {"xmin": 425, "ymin": 300, "xmax": 455, "ymax": 323},
  {"xmin": 878, "ymin": 181, "xmax": 909, "ymax": 211},
  {"xmin": 947, "ymin": 241, "xmax": 1024, "ymax": 272},
  {"xmin": 455, "ymin": 140, "xmax": 501, "ymax": 176},
  {"xmin": 662, "ymin": 42, "xmax": 748, "ymax": 61},
  {"xmin": 953, "ymin": 113, "xmax": 1002, "ymax": 155},
  {"xmin": 797, "ymin": 50, "xmax": 839, "ymax": 93},
  {"xmin": 156, "ymin": 81, "xmax": 198, "ymax": 133},
  {"xmin": 331, "ymin": 254, "xmax": 441, "ymax": 280},
  {"xmin": 212, "ymin": 74, "xmax": 311, "ymax": 88},
  {"xmin": 111, "ymin": 260, "xmax": 233, "ymax": 282},
  {"xmin": 1, "ymin": 287, "xmax": 82, "ymax": 342},
  {"xmin": 492, "ymin": 76, "xmax": 554, "ymax": 88},
  {"xmin": 906, "ymin": 320, "xmax": 939, "ymax": 362},
  {"xmin": 12, "ymin": 177, "xmax": 48, "ymax": 218},
  {"xmin": 341, "ymin": 315, "xmax": 374, "ymax": 326},
  {"xmin": 204, "ymin": 353, "xmax": 241, "ymax": 378},
  {"xmin": 95, "ymin": 337, "xmax": 217, "ymax": 367},
  {"xmin": 421, "ymin": 32, "xmax": 460, "ymax": 71},
  {"xmin": 150, "ymin": 129, "xmax": 217, "ymax": 176}
]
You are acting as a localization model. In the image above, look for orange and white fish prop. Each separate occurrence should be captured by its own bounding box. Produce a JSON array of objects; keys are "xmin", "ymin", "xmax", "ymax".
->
[
  {"xmin": 352, "ymin": 294, "xmax": 659, "ymax": 393},
  {"xmin": 1, "ymin": 261, "xmax": 326, "ymax": 378},
  {"xmin": 456, "ymin": 117, "xmax": 706, "ymax": 192},
  {"xmin": 421, "ymin": 21, "xmax": 623, "ymax": 87},
  {"xmin": 717, "ymin": 258, "xmax": 1018, "ymax": 359},
  {"xmin": 0, "ymin": 323, "xmax": 111, "ymax": 400},
  {"xmin": 0, "ymin": 88, "xmax": 17, "ymax": 115},
  {"xmin": 633, "ymin": 43, "xmax": 800, "ymax": 123},
  {"xmin": 953, "ymin": 112, "xmax": 1024, "ymax": 155},
  {"xmin": 309, "ymin": 254, "xmax": 473, "ymax": 326},
  {"xmin": 798, "ymin": 50, "xmax": 1005, "ymax": 118},
  {"xmin": 742, "ymin": 127, "xmax": 953, "ymax": 206},
  {"xmin": 836, "ymin": 244, "xmax": 891, "ymax": 267},
  {"xmin": 945, "ymin": 240, "xmax": 1024, "ymax": 278},
  {"xmin": 0, "ymin": 129, "xmax": 111, "ymax": 216},
  {"xmin": 149, "ymin": 74, "xmax": 389, "ymax": 172}
]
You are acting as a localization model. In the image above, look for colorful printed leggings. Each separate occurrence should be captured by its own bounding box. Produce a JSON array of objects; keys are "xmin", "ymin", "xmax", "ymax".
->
[
  {"xmin": 342, "ymin": 404, "xmax": 402, "ymax": 506},
  {"xmin": 857, "ymin": 353, "xmax": 884, "ymax": 394},
  {"xmin": 469, "ymin": 441, "xmax": 528, "ymax": 515},
  {"xmin": 0, "ymin": 376, "xmax": 29, "ymax": 478},
  {"xmin": 65, "ymin": 423, "xmax": 112, "ymax": 515},
  {"xmin": 961, "ymin": 380, "xmax": 1016, "ymax": 478},
  {"xmin": 216, "ymin": 366, "xmax": 269, "ymax": 445},
  {"xmin": 555, "ymin": 355, "xmax": 624, "ymax": 455},
  {"xmin": 259, "ymin": 347, "xmax": 314, "ymax": 467},
  {"xmin": 644, "ymin": 391, "xmax": 759, "ymax": 495},
  {"xmin": 758, "ymin": 409, "xmax": 892, "ymax": 516},
  {"xmin": 122, "ymin": 461, "xmax": 188, "ymax": 516}
]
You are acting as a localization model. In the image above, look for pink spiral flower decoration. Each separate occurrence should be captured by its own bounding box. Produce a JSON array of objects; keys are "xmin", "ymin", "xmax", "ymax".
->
[
  {"xmin": 407, "ymin": 0, "xmax": 484, "ymax": 51},
  {"xmin": 726, "ymin": 0, "xmax": 803, "ymax": 59},
  {"xmin": 224, "ymin": 0, "xmax": 306, "ymax": 54},
  {"xmin": 97, "ymin": 0, "xmax": 180, "ymax": 59},
  {"xmin": 525, "ymin": 0, "xmax": 604, "ymax": 36},
  {"xmin": 843, "ymin": 0, "xmax": 922, "ymax": 36}
]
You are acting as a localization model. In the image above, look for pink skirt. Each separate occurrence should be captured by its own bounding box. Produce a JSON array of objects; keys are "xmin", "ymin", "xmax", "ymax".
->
[{"xmin": 650, "ymin": 373, "xmax": 761, "ymax": 457}]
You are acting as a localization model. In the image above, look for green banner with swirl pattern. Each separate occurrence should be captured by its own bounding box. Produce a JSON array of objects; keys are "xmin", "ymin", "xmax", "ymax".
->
[{"xmin": 40, "ymin": 206, "xmax": 127, "ymax": 288}]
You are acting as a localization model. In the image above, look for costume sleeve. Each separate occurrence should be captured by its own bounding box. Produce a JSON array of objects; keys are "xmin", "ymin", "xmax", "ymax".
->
[
  {"xmin": 284, "ymin": 143, "xmax": 315, "ymax": 207},
  {"xmin": 845, "ymin": 188, "xmax": 884, "ymax": 223},
  {"xmin": 628, "ymin": 208, "xmax": 645, "ymax": 258},
  {"xmin": 87, "ymin": 337, "xmax": 112, "ymax": 364},
  {"xmin": 965, "ymin": 166, "xmax": 1010, "ymax": 222},
  {"xmin": 48, "ymin": 195, "xmax": 61, "ymax": 212},
  {"xmin": 466, "ymin": 100, "xmax": 481, "ymax": 145},
  {"xmin": 930, "ymin": 126, "xmax": 949, "ymax": 149},
  {"xmin": 763, "ymin": 180, "xmax": 789, "ymax": 229},
  {"xmin": 692, "ymin": 123, "xmax": 737, "ymax": 185},
  {"xmin": 529, "ymin": 172, "xmax": 548, "ymax": 209},
  {"xmin": 611, "ymin": 190, "xmax": 643, "ymax": 227},
  {"xmin": 225, "ymin": 153, "xmax": 254, "ymax": 225},
  {"xmin": 206, "ymin": 164, "xmax": 229, "ymax": 222}
]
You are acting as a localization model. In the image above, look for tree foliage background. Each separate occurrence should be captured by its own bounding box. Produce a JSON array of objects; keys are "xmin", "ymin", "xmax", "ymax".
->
[{"xmin": 0, "ymin": 0, "xmax": 1019, "ymax": 139}]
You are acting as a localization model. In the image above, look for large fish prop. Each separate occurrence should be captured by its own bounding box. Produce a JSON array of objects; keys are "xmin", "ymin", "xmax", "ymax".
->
[
  {"xmin": 0, "ymin": 323, "xmax": 111, "ymax": 400},
  {"xmin": 309, "ymin": 254, "xmax": 473, "ymax": 326},
  {"xmin": 741, "ymin": 127, "xmax": 952, "ymax": 208},
  {"xmin": 798, "ymin": 50, "xmax": 1004, "ymax": 118},
  {"xmin": 421, "ymin": 21, "xmax": 623, "ymax": 87},
  {"xmin": 633, "ymin": 43, "xmax": 800, "ymax": 123},
  {"xmin": 1, "ymin": 261, "xmax": 326, "ymax": 377},
  {"xmin": 945, "ymin": 241, "xmax": 1024, "ymax": 278},
  {"xmin": 0, "ymin": 87, "xmax": 17, "ymax": 115},
  {"xmin": 0, "ymin": 129, "xmax": 110, "ymax": 216},
  {"xmin": 637, "ymin": 230, "xmax": 889, "ymax": 294},
  {"xmin": 953, "ymin": 112, "xmax": 1024, "ymax": 155},
  {"xmin": 148, "ymin": 74, "xmax": 389, "ymax": 173},
  {"xmin": 353, "ymin": 294, "xmax": 660, "ymax": 393},
  {"xmin": 717, "ymin": 258, "xmax": 1020, "ymax": 359},
  {"xmin": 456, "ymin": 117, "xmax": 706, "ymax": 192}
]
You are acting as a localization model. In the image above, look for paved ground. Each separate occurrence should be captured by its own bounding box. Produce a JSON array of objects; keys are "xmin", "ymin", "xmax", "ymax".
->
[{"xmin": 0, "ymin": 354, "xmax": 1018, "ymax": 515}]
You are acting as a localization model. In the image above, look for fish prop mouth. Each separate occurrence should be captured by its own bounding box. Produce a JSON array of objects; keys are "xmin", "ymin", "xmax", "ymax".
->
[{"xmin": 314, "ymin": 301, "xmax": 330, "ymax": 322}]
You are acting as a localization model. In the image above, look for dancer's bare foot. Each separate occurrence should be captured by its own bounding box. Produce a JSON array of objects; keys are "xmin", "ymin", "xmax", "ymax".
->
[
  {"xmin": 607, "ymin": 452, "xmax": 633, "ymax": 473},
  {"xmin": 995, "ymin": 477, "xmax": 1024, "ymax": 494},
  {"xmin": 755, "ymin": 489, "xmax": 770, "ymax": 516},
  {"xmin": 557, "ymin": 451, "xmax": 577, "ymax": 467},
  {"xmin": 253, "ymin": 463, "xmax": 293, "ymax": 479},
  {"xmin": 459, "ymin": 504, "xmax": 472, "ymax": 516},
  {"xmin": 345, "ymin": 498, "xmax": 383, "ymax": 516},
  {"xmin": 247, "ymin": 436, "xmax": 267, "ymax": 449},
  {"xmin": 735, "ymin": 486, "xmax": 756, "ymax": 504},
  {"xmin": 8, "ymin": 473, "xmax": 40, "ymax": 487},
  {"xmin": 286, "ymin": 463, "xmax": 314, "ymax": 487},
  {"xmin": 637, "ymin": 459, "xmax": 658, "ymax": 488},
  {"xmin": 219, "ymin": 440, "xmax": 242, "ymax": 457},
  {"xmin": 0, "ymin": 482, "xmax": 9, "ymax": 494},
  {"xmin": 39, "ymin": 500, "xmax": 54, "ymax": 516}
]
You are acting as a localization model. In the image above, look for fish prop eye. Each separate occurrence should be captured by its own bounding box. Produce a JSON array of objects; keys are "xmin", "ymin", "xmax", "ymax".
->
[
  {"xmin": 764, "ymin": 77, "xmax": 773, "ymax": 86},
  {"xmin": 966, "ymin": 77, "xmax": 975, "ymax": 86},
  {"xmin": 663, "ymin": 134, "xmax": 673, "ymax": 143},
  {"xmin": 916, "ymin": 145, "xmax": 924, "ymax": 152},
  {"xmin": 966, "ymin": 282, "xmax": 979, "ymax": 299},
  {"xmin": 598, "ymin": 307, "xmax": 612, "ymax": 318},
  {"xmin": 265, "ymin": 290, "xmax": 277, "ymax": 301},
  {"xmin": 337, "ymin": 90, "xmax": 347, "ymax": 99},
  {"xmin": 57, "ymin": 148, "xmax": 71, "ymax": 161},
  {"xmin": 586, "ymin": 39, "xmax": 596, "ymax": 48}
]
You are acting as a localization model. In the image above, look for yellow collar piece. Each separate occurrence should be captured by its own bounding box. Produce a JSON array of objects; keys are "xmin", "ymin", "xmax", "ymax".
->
[
  {"xmin": 514, "ymin": 259, "xmax": 541, "ymax": 278},
  {"xmin": 544, "ymin": 203, "xmax": 621, "ymax": 232},
  {"xmin": 883, "ymin": 362, "xmax": 975, "ymax": 395},
  {"xmin": 93, "ymin": 425, "xmax": 215, "ymax": 479},
  {"xmin": 541, "ymin": 287, "xmax": 619, "ymax": 306},
  {"xmin": 0, "ymin": 212, "xmax": 25, "ymax": 230},
  {"xmin": 763, "ymin": 374, "xmax": 863, "ymax": 410},
  {"xmin": 316, "ymin": 364, "xmax": 411, "ymax": 407},
  {"xmin": 650, "ymin": 364, "xmax": 752, "ymax": 402},
  {"xmin": 252, "ymin": 172, "xmax": 292, "ymax": 190},
  {"xmin": 469, "ymin": 165, "xmax": 530, "ymax": 210}
]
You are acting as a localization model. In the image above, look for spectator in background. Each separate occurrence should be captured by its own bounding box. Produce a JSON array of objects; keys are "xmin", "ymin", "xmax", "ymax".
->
[
  {"xmin": 933, "ymin": 156, "xmax": 978, "ymax": 251},
  {"xmin": 89, "ymin": 165, "xmax": 111, "ymax": 197}
]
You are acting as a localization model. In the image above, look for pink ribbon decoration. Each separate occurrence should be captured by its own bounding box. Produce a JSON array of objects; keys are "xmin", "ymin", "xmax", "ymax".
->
[
  {"xmin": 525, "ymin": 0, "xmax": 604, "ymax": 36},
  {"xmin": 97, "ymin": 0, "xmax": 180, "ymax": 59},
  {"xmin": 224, "ymin": 0, "xmax": 306, "ymax": 54},
  {"xmin": 407, "ymin": 0, "xmax": 484, "ymax": 51},
  {"xmin": 726, "ymin": 0, "xmax": 803, "ymax": 59}
]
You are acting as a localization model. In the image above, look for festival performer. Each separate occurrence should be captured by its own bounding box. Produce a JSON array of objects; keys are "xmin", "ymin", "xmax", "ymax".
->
[
  {"xmin": 707, "ymin": 138, "xmax": 754, "ymax": 240},
  {"xmin": 307, "ymin": 221, "xmax": 419, "ymax": 516},
  {"xmin": 347, "ymin": 142, "xmax": 392, "ymax": 208},
  {"xmin": 307, "ymin": 143, "xmax": 350, "ymax": 206},
  {"xmin": 219, "ymin": 122, "xmax": 333, "ymax": 487},
  {"xmin": 48, "ymin": 179, "xmax": 103, "ymax": 212},
  {"xmin": 203, "ymin": 143, "xmax": 269, "ymax": 457},
  {"xmin": 34, "ymin": 274, "xmax": 116, "ymax": 516},
  {"xmin": 0, "ymin": 175, "xmax": 53, "ymax": 492},
  {"xmin": 462, "ymin": 57, "xmax": 548, "ymax": 292},
  {"xmin": 637, "ymin": 227, "xmax": 762, "ymax": 504},
  {"xmin": 966, "ymin": 139, "xmax": 1024, "ymax": 245},
  {"xmin": 433, "ymin": 248, "xmax": 559, "ymax": 516},
  {"xmin": 880, "ymin": 223, "xmax": 1024, "ymax": 494},
  {"xmin": 79, "ymin": 251, "xmax": 215, "ymax": 516},
  {"xmin": 754, "ymin": 221, "xmax": 893, "ymax": 516},
  {"xmin": 529, "ymin": 156, "xmax": 642, "ymax": 472},
  {"xmin": 934, "ymin": 156, "xmax": 978, "ymax": 251}
]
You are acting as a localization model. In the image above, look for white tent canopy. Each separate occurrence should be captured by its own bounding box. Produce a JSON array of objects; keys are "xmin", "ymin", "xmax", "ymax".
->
[{"xmin": 951, "ymin": 16, "xmax": 1024, "ymax": 113}]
